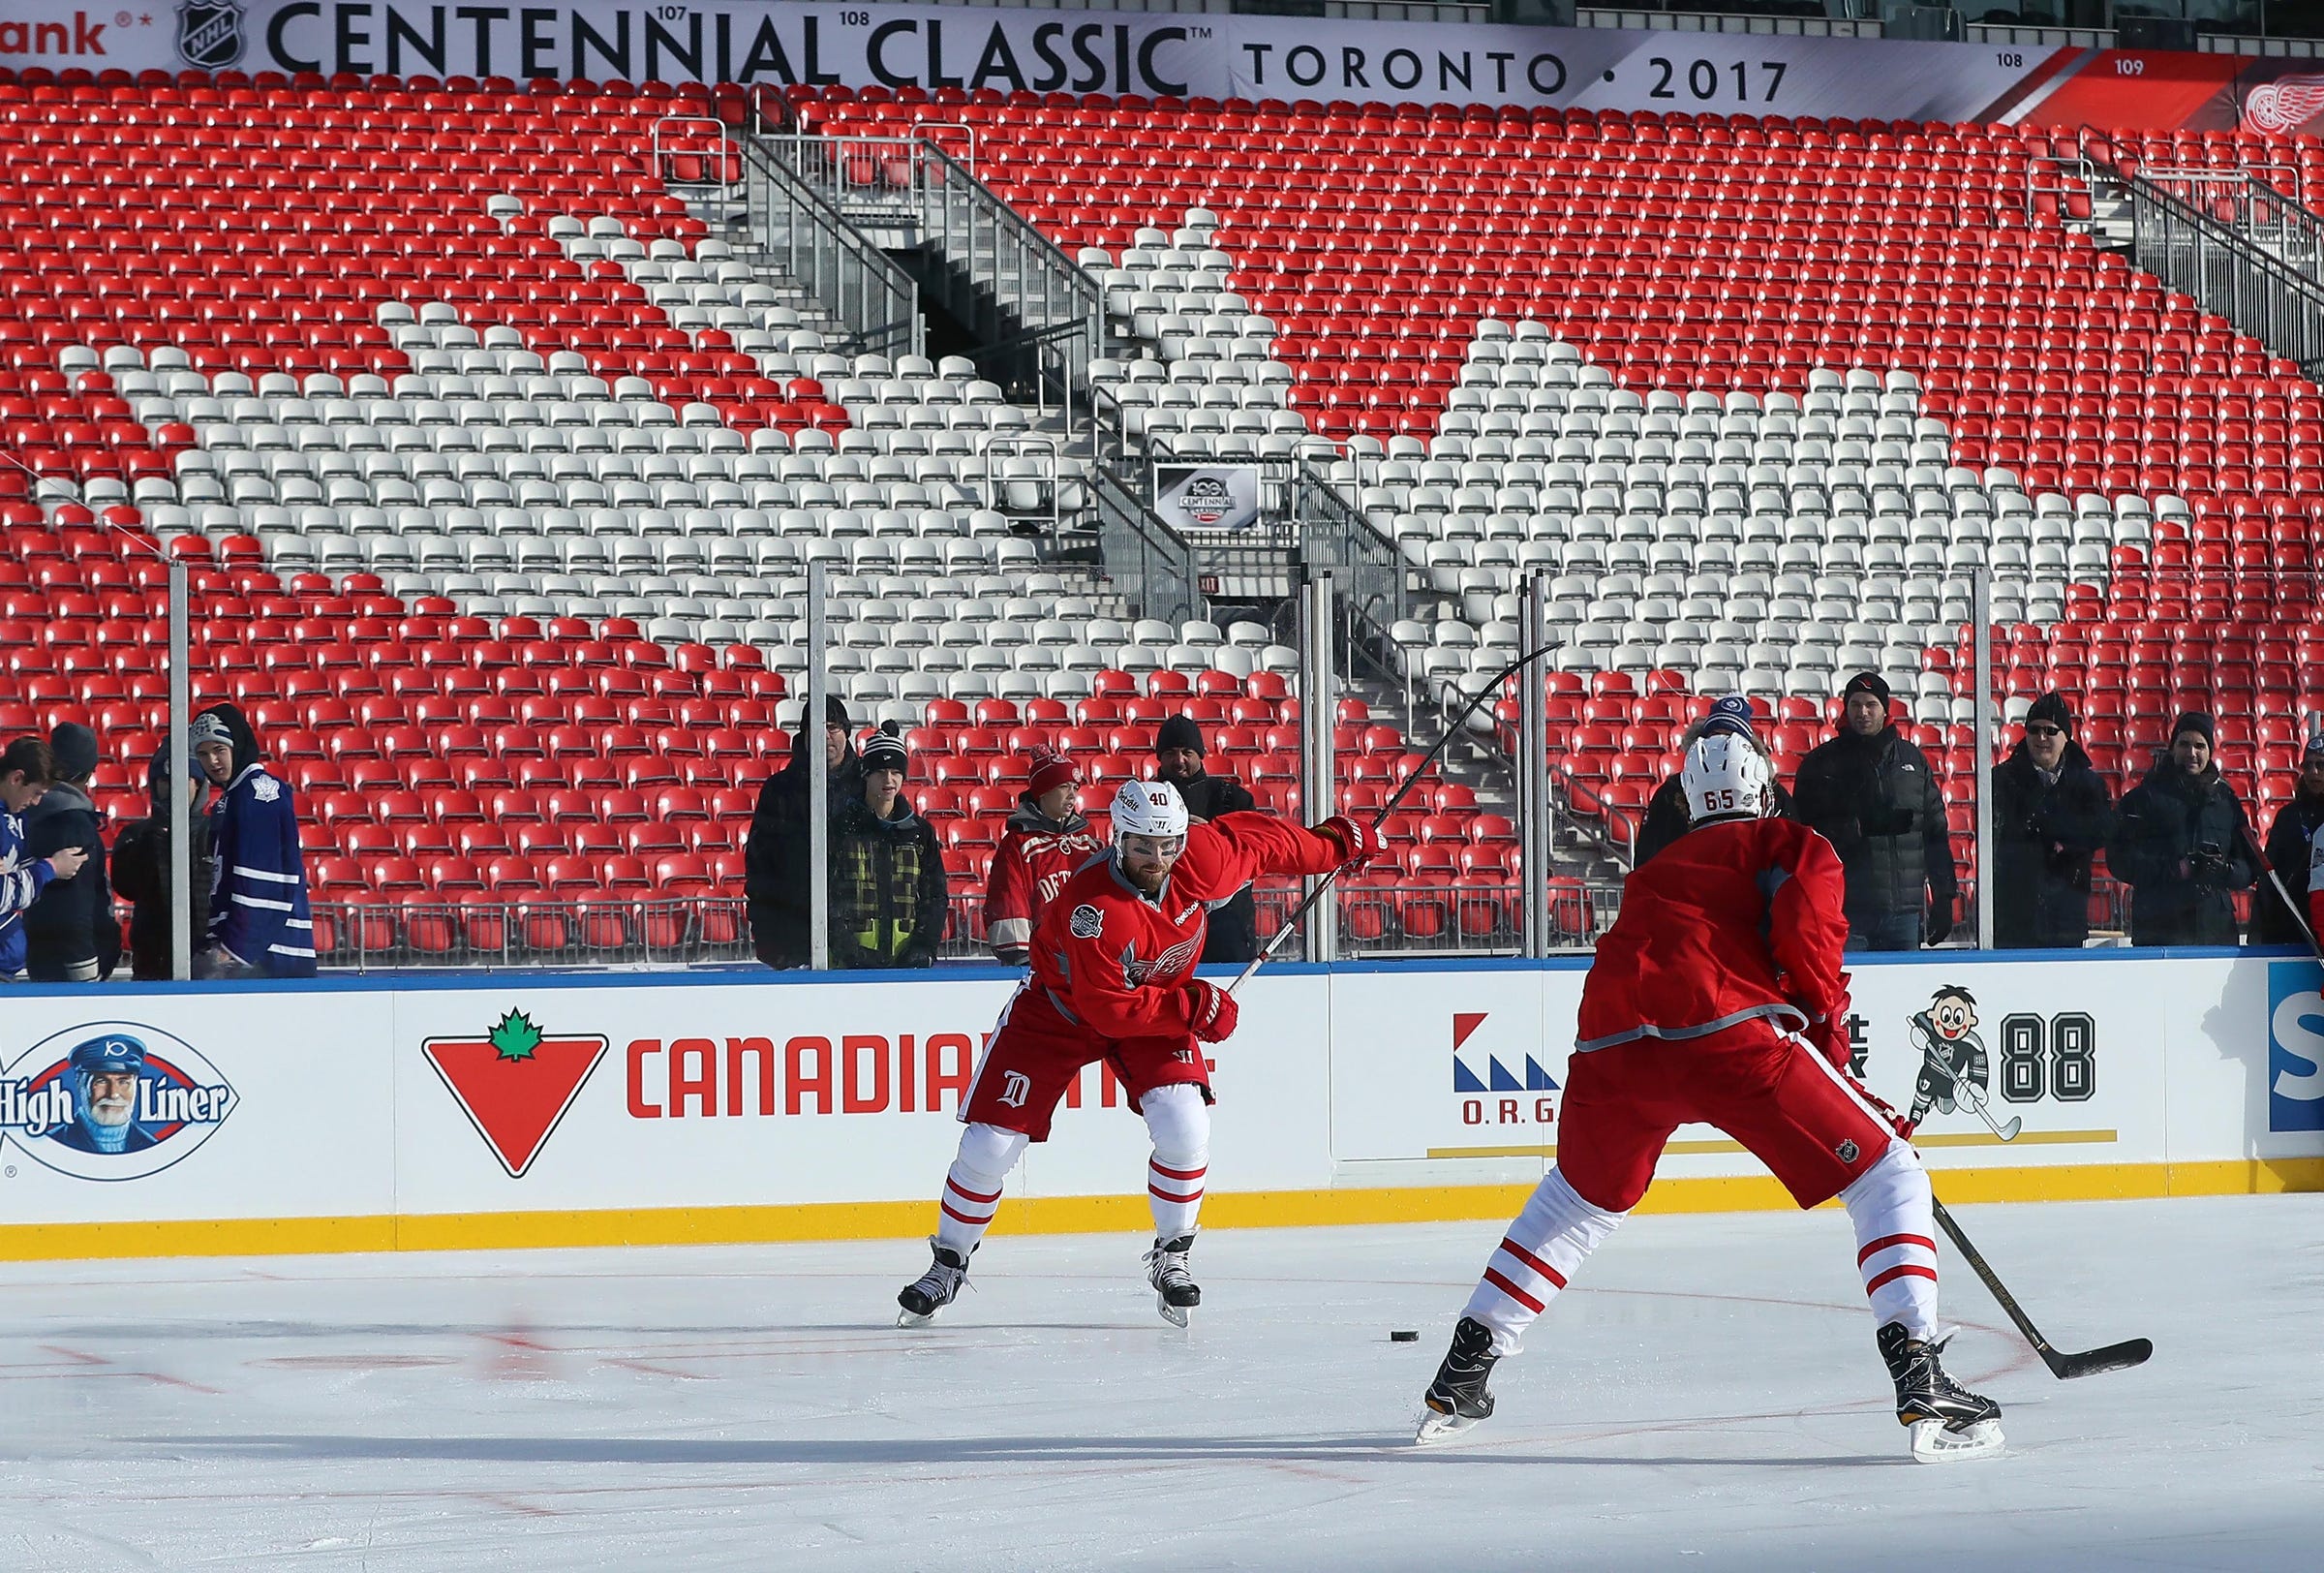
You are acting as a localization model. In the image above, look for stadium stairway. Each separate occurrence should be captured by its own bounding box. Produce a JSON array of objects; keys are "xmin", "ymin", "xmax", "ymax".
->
[
  {"xmin": 0, "ymin": 69, "xmax": 1526, "ymax": 961},
  {"xmin": 808, "ymin": 87, "xmax": 2324, "ymax": 872}
]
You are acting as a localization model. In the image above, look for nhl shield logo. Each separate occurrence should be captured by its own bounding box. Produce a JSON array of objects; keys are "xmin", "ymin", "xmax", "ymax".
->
[{"xmin": 176, "ymin": 0, "xmax": 246, "ymax": 70}]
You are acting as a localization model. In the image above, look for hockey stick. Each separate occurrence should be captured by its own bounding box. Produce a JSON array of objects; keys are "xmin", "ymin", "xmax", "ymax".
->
[
  {"xmin": 2237, "ymin": 818, "xmax": 2324, "ymax": 961},
  {"xmin": 1226, "ymin": 643, "xmax": 1556, "ymax": 995},
  {"xmin": 1953, "ymin": 1082, "xmax": 2023, "ymax": 1144},
  {"xmin": 1929, "ymin": 1196, "xmax": 2154, "ymax": 1379}
]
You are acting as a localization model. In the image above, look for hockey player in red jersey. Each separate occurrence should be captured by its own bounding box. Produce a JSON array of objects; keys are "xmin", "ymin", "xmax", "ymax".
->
[
  {"xmin": 982, "ymin": 751, "xmax": 1107, "ymax": 967},
  {"xmin": 899, "ymin": 778, "xmax": 1376, "ymax": 1327},
  {"xmin": 1416, "ymin": 734, "xmax": 2003, "ymax": 1463}
]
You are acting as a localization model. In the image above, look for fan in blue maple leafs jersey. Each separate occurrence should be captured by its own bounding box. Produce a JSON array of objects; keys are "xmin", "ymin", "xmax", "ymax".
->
[{"xmin": 190, "ymin": 706, "xmax": 317, "ymax": 978}]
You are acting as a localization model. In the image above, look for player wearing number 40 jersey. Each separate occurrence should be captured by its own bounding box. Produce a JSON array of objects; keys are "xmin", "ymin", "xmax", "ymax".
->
[
  {"xmin": 1416, "ymin": 733, "xmax": 2004, "ymax": 1463},
  {"xmin": 897, "ymin": 780, "xmax": 1375, "ymax": 1329}
]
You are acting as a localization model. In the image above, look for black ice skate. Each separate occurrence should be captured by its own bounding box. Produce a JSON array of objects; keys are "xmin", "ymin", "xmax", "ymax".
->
[
  {"xmin": 896, "ymin": 1238, "xmax": 971, "ymax": 1327},
  {"xmin": 1415, "ymin": 1316, "xmax": 1501, "ymax": 1444},
  {"xmin": 1879, "ymin": 1321, "xmax": 2004, "ymax": 1463},
  {"xmin": 1144, "ymin": 1234, "xmax": 1201, "ymax": 1328}
]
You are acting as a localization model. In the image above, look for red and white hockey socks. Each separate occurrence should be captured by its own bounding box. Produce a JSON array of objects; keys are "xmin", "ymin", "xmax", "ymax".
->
[
  {"xmin": 1141, "ymin": 1084, "xmax": 1209, "ymax": 1241},
  {"xmin": 934, "ymin": 1122, "xmax": 1029, "ymax": 1259},
  {"xmin": 1841, "ymin": 1139, "xmax": 1940, "ymax": 1339},
  {"xmin": 1462, "ymin": 1168, "xmax": 1625, "ymax": 1355}
]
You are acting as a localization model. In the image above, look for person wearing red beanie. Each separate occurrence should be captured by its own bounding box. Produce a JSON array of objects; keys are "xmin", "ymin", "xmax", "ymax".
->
[{"xmin": 983, "ymin": 752, "xmax": 1107, "ymax": 967}]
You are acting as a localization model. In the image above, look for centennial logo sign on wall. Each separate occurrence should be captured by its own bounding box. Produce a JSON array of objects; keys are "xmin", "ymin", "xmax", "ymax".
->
[
  {"xmin": 0, "ymin": 1023, "xmax": 237, "ymax": 1181},
  {"xmin": 424, "ymin": 1010, "xmax": 608, "ymax": 1178}
]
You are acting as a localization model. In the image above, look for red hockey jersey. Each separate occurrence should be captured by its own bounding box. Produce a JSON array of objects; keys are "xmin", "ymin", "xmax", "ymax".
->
[
  {"xmin": 1575, "ymin": 816, "xmax": 1850, "ymax": 1054},
  {"xmin": 983, "ymin": 808, "xmax": 1108, "ymax": 965},
  {"xmin": 1019, "ymin": 812, "xmax": 1347, "ymax": 1041}
]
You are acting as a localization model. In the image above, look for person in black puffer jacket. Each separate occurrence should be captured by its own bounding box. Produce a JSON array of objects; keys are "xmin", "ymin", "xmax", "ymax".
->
[
  {"xmin": 747, "ymin": 694, "xmax": 863, "ymax": 970},
  {"xmin": 1635, "ymin": 695, "xmax": 1796, "ymax": 866},
  {"xmin": 109, "ymin": 740, "xmax": 216, "ymax": 980},
  {"xmin": 2253, "ymin": 736, "xmax": 2324, "ymax": 947},
  {"xmin": 1153, "ymin": 714, "xmax": 1260, "ymax": 962},
  {"xmin": 21, "ymin": 723, "xmax": 120, "ymax": 982},
  {"xmin": 1990, "ymin": 693, "xmax": 2116, "ymax": 951},
  {"xmin": 1791, "ymin": 671, "xmax": 1960, "ymax": 952},
  {"xmin": 2108, "ymin": 712, "xmax": 2256, "ymax": 948}
]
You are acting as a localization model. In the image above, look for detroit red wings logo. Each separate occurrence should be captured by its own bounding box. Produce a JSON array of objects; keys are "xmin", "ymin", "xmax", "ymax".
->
[
  {"xmin": 1121, "ymin": 935, "xmax": 1201, "ymax": 985},
  {"xmin": 2243, "ymin": 74, "xmax": 2324, "ymax": 134}
]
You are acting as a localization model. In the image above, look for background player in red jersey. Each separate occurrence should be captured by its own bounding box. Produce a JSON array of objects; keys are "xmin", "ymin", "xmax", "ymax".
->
[
  {"xmin": 1416, "ymin": 734, "xmax": 2004, "ymax": 1463},
  {"xmin": 899, "ymin": 779, "xmax": 1376, "ymax": 1327}
]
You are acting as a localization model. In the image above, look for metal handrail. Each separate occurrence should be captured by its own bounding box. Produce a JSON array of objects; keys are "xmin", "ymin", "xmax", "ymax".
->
[
  {"xmin": 737, "ymin": 137, "xmax": 924, "ymax": 358},
  {"xmin": 1092, "ymin": 467, "xmax": 1208, "ymax": 628}
]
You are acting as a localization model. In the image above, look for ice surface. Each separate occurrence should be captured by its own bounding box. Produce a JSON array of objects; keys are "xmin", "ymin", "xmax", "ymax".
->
[{"xmin": 0, "ymin": 1195, "xmax": 2316, "ymax": 1571}]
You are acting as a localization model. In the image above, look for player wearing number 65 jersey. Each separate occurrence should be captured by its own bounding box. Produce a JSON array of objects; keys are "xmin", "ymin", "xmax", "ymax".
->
[
  {"xmin": 897, "ymin": 779, "xmax": 1374, "ymax": 1328},
  {"xmin": 1416, "ymin": 734, "xmax": 2004, "ymax": 1463}
]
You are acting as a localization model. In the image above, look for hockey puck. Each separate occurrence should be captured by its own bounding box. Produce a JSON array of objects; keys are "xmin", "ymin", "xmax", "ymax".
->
[{"xmin": 1390, "ymin": 1329, "xmax": 1420, "ymax": 1342}]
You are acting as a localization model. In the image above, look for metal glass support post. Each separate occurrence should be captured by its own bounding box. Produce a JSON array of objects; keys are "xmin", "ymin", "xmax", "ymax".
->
[
  {"xmin": 1300, "ymin": 571, "xmax": 1337, "ymax": 965},
  {"xmin": 1972, "ymin": 568, "xmax": 1998, "ymax": 951},
  {"xmin": 807, "ymin": 560, "xmax": 832, "ymax": 972},
  {"xmin": 168, "ymin": 556, "xmax": 193, "ymax": 981},
  {"xmin": 1520, "ymin": 572, "xmax": 1551, "ymax": 958}
]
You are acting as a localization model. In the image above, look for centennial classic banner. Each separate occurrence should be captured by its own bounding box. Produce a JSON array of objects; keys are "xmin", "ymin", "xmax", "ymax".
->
[{"xmin": 9, "ymin": 2, "xmax": 2324, "ymax": 135}]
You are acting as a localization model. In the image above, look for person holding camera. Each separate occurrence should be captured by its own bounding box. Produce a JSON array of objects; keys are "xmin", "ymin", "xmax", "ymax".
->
[
  {"xmin": 2108, "ymin": 712, "xmax": 2256, "ymax": 947},
  {"xmin": 1990, "ymin": 694, "xmax": 2115, "ymax": 950}
]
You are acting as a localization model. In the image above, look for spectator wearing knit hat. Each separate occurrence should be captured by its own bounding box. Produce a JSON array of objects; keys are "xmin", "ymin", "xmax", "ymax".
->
[
  {"xmin": 21, "ymin": 722, "xmax": 120, "ymax": 982},
  {"xmin": 1, "ymin": 736, "xmax": 90, "ymax": 983},
  {"xmin": 984, "ymin": 750, "xmax": 1107, "ymax": 967},
  {"xmin": 1152, "ymin": 712, "xmax": 1260, "ymax": 962},
  {"xmin": 2257, "ymin": 730, "xmax": 2324, "ymax": 946},
  {"xmin": 192, "ymin": 703, "xmax": 316, "ymax": 978},
  {"xmin": 828, "ymin": 726, "xmax": 948, "ymax": 970},
  {"xmin": 748, "ymin": 694, "xmax": 863, "ymax": 970},
  {"xmin": 1990, "ymin": 694, "xmax": 2116, "ymax": 950},
  {"xmin": 1635, "ymin": 696, "xmax": 1797, "ymax": 866},
  {"xmin": 2109, "ymin": 711, "xmax": 2257, "ymax": 947},
  {"xmin": 1791, "ymin": 670, "xmax": 1960, "ymax": 951}
]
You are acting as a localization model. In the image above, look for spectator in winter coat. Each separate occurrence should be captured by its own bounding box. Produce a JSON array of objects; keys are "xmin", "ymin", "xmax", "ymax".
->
[
  {"xmin": 109, "ymin": 741, "xmax": 215, "ymax": 980},
  {"xmin": 192, "ymin": 705, "xmax": 317, "ymax": 977},
  {"xmin": 747, "ymin": 694, "xmax": 862, "ymax": 969},
  {"xmin": 21, "ymin": 723, "xmax": 120, "ymax": 982},
  {"xmin": 1153, "ymin": 713, "xmax": 1260, "ymax": 962},
  {"xmin": 2109, "ymin": 712, "xmax": 2257, "ymax": 948},
  {"xmin": 984, "ymin": 751, "xmax": 1107, "ymax": 966},
  {"xmin": 2253, "ymin": 736, "xmax": 2324, "ymax": 947},
  {"xmin": 1791, "ymin": 672, "xmax": 1961, "ymax": 952},
  {"xmin": 1, "ymin": 736, "xmax": 91, "ymax": 982},
  {"xmin": 1990, "ymin": 694, "xmax": 2116, "ymax": 950},
  {"xmin": 1636, "ymin": 696, "xmax": 1796, "ymax": 866},
  {"xmin": 828, "ymin": 729, "xmax": 948, "ymax": 969}
]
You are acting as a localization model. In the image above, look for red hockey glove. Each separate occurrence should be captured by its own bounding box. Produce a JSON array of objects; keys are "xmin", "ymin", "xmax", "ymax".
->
[
  {"xmin": 1314, "ymin": 815, "xmax": 1380, "ymax": 869},
  {"xmin": 1181, "ymin": 978, "xmax": 1239, "ymax": 1043}
]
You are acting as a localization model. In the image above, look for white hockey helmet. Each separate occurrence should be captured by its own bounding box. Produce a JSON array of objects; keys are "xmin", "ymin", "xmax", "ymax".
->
[
  {"xmin": 1680, "ymin": 732, "xmax": 1773, "ymax": 825},
  {"xmin": 1111, "ymin": 778, "xmax": 1190, "ymax": 841}
]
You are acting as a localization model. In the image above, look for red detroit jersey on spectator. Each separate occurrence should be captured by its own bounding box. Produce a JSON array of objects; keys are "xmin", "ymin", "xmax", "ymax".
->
[
  {"xmin": 983, "ymin": 818, "xmax": 1108, "ymax": 964},
  {"xmin": 960, "ymin": 812, "xmax": 1346, "ymax": 1139}
]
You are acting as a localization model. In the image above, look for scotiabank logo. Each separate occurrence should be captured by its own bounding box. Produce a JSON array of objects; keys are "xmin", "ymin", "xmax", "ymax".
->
[{"xmin": 0, "ymin": 12, "xmax": 114, "ymax": 58}]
